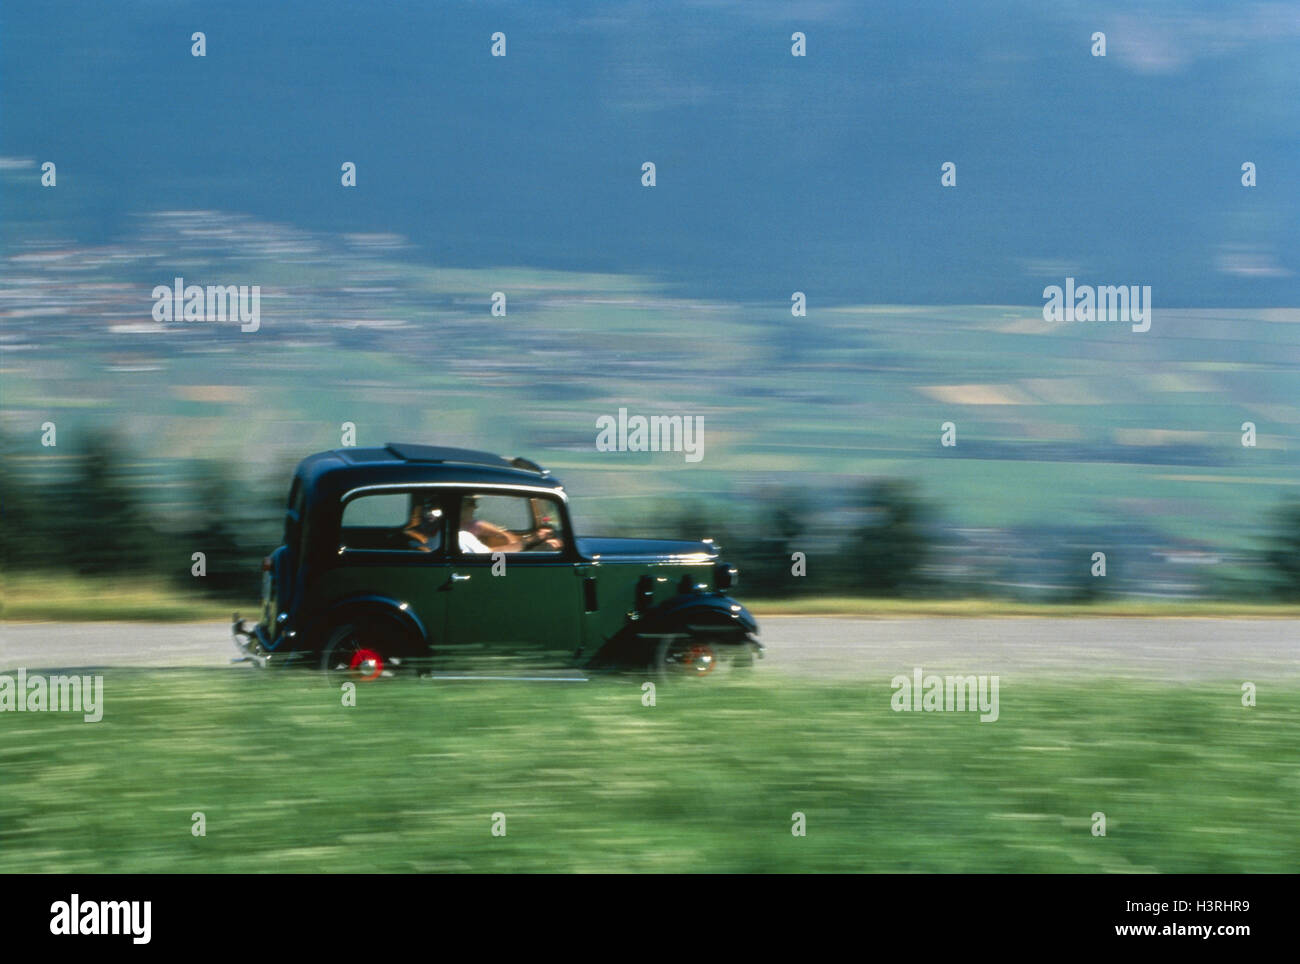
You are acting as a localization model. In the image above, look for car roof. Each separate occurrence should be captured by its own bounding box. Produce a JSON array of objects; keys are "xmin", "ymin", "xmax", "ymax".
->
[{"xmin": 295, "ymin": 443, "xmax": 563, "ymax": 501}]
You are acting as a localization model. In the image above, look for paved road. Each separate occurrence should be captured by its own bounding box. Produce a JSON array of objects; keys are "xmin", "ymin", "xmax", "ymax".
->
[{"xmin": 3, "ymin": 617, "xmax": 1297, "ymax": 681}]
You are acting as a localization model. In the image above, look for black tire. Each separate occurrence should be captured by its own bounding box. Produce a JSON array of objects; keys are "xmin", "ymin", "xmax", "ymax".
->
[
  {"xmin": 319, "ymin": 620, "xmax": 416, "ymax": 682},
  {"xmin": 651, "ymin": 630, "xmax": 756, "ymax": 678}
]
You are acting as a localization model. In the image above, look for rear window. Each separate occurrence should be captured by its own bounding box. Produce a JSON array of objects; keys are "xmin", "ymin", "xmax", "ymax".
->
[
  {"xmin": 341, "ymin": 493, "xmax": 409, "ymax": 528},
  {"xmin": 338, "ymin": 491, "xmax": 447, "ymax": 554}
]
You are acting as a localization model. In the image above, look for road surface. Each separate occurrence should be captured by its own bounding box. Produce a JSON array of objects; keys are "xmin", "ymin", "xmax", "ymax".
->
[{"xmin": 3, "ymin": 617, "xmax": 1297, "ymax": 681}]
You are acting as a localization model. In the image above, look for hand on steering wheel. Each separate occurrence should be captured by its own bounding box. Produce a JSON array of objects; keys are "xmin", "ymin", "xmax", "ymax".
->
[{"xmin": 524, "ymin": 527, "xmax": 557, "ymax": 551}]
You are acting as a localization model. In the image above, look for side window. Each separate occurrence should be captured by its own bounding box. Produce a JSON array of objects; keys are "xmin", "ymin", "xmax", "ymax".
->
[
  {"xmin": 457, "ymin": 492, "xmax": 567, "ymax": 555},
  {"xmin": 341, "ymin": 493, "xmax": 409, "ymax": 528},
  {"xmin": 340, "ymin": 492, "xmax": 445, "ymax": 554},
  {"xmin": 474, "ymin": 495, "xmax": 533, "ymax": 531}
]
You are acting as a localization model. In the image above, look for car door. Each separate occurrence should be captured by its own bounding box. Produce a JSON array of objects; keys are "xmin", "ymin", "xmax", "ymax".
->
[
  {"xmin": 442, "ymin": 490, "xmax": 584, "ymax": 663},
  {"xmin": 323, "ymin": 489, "xmax": 452, "ymax": 656}
]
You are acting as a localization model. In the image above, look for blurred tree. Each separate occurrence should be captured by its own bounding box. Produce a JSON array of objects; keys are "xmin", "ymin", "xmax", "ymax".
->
[
  {"xmin": 1059, "ymin": 553, "xmax": 1107, "ymax": 603},
  {"xmin": 55, "ymin": 434, "xmax": 160, "ymax": 575},
  {"xmin": 180, "ymin": 460, "xmax": 257, "ymax": 599},
  {"xmin": 724, "ymin": 486, "xmax": 809, "ymax": 596},
  {"xmin": 0, "ymin": 450, "xmax": 38, "ymax": 571},
  {"xmin": 1264, "ymin": 500, "xmax": 1300, "ymax": 600},
  {"xmin": 844, "ymin": 479, "xmax": 931, "ymax": 596}
]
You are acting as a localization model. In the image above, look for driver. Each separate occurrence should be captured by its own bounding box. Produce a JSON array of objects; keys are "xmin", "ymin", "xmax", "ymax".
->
[{"xmin": 460, "ymin": 495, "xmax": 561, "ymax": 553}]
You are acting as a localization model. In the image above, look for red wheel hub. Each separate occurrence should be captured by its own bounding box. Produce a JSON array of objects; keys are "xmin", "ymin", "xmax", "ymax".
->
[
  {"xmin": 682, "ymin": 644, "xmax": 716, "ymax": 674},
  {"xmin": 349, "ymin": 648, "xmax": 384, "ymax": 681}
]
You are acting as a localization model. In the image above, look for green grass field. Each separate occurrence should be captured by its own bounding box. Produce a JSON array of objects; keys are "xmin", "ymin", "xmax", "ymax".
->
[
  {"xmin": 1, "ymin": 670, "xmax": 1295, "ymax": 872},
  {"xmin": 0, "ymin": 574, "xmax": 236, "ymax": 622}
]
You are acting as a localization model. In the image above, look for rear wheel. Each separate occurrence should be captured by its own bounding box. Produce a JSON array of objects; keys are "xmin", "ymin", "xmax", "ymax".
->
[{"xmin": 320, "ymin": 621, "xmax": 415, "ymax": 682}]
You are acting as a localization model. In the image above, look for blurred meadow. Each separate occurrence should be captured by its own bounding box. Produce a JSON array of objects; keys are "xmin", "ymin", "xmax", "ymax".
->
[{"xmin": 1, "ymin": 670, "xmax": 1295, "ymax": 873}]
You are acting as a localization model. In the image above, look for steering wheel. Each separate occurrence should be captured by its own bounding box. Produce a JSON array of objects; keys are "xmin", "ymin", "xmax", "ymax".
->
[{"xmin": 522, "ymin": 527, "xmax": 557, "ymax": 551}]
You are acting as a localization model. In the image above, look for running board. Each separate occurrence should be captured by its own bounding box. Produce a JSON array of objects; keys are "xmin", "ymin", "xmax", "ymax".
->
[{"xmin": 421, "ymin": 674, "xmax": 589, "ymax": 682}]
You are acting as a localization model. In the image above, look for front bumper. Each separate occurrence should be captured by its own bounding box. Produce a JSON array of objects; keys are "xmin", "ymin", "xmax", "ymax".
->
[{"xmin": 231, "ymin": 613, "xmax": 271, "ymax": 668}]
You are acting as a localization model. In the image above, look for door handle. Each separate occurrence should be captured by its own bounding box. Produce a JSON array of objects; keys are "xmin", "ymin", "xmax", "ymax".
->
[{"xmin": 450, "ymin": 572, "xmax": 472, "ymax": 583}]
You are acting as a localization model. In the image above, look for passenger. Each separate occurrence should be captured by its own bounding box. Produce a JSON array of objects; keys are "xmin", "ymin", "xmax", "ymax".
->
[{"xmin": 403, "ymin": 500, "xmax": 444, "ymax": 552}]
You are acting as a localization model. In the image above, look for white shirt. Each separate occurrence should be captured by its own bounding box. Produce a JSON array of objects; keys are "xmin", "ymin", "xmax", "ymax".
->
[
  {"xmin": 417, "ymin": 529, "xmax": 494, "ymax": 554},
  {"xmin": 457, "ymin": 529, "xmax": 493, "ymax": 554}
]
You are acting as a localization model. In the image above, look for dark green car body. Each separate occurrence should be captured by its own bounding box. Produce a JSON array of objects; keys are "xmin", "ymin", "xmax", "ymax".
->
[{"xmin": 232, "ymin": 443, "xmax": 760, "ymax": 676}]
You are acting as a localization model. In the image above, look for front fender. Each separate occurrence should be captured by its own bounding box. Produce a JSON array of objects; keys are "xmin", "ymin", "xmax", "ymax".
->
[
  {"xmin": 587, "ymin": 592, "xmax": 759, "ymax": 669},
  {"xmin": 645, "ymin": 592, "xmax": 759, "ymax": 637}
]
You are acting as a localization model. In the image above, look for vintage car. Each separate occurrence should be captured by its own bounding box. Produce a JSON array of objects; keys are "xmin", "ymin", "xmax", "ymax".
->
[{"xmin": 232, "ymin": 443, "xmax": 760, "ymax": 679}]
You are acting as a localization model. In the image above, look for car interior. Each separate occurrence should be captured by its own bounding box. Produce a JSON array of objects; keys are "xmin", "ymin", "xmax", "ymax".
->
[{"xmin": 338, "ymin": 490, "xmax": 565, "ymax": 554}]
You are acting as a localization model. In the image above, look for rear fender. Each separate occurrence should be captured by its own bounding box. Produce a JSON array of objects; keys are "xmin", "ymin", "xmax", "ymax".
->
[{"xmin": 301, "ymin": 594, "xmax": 429, "ymax": 657}]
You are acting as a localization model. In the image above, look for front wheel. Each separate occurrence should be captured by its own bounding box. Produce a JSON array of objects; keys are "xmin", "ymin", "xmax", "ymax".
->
[{"xmin": 651, "ymin": 632, "xmax": 757, "ymax": 678}]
